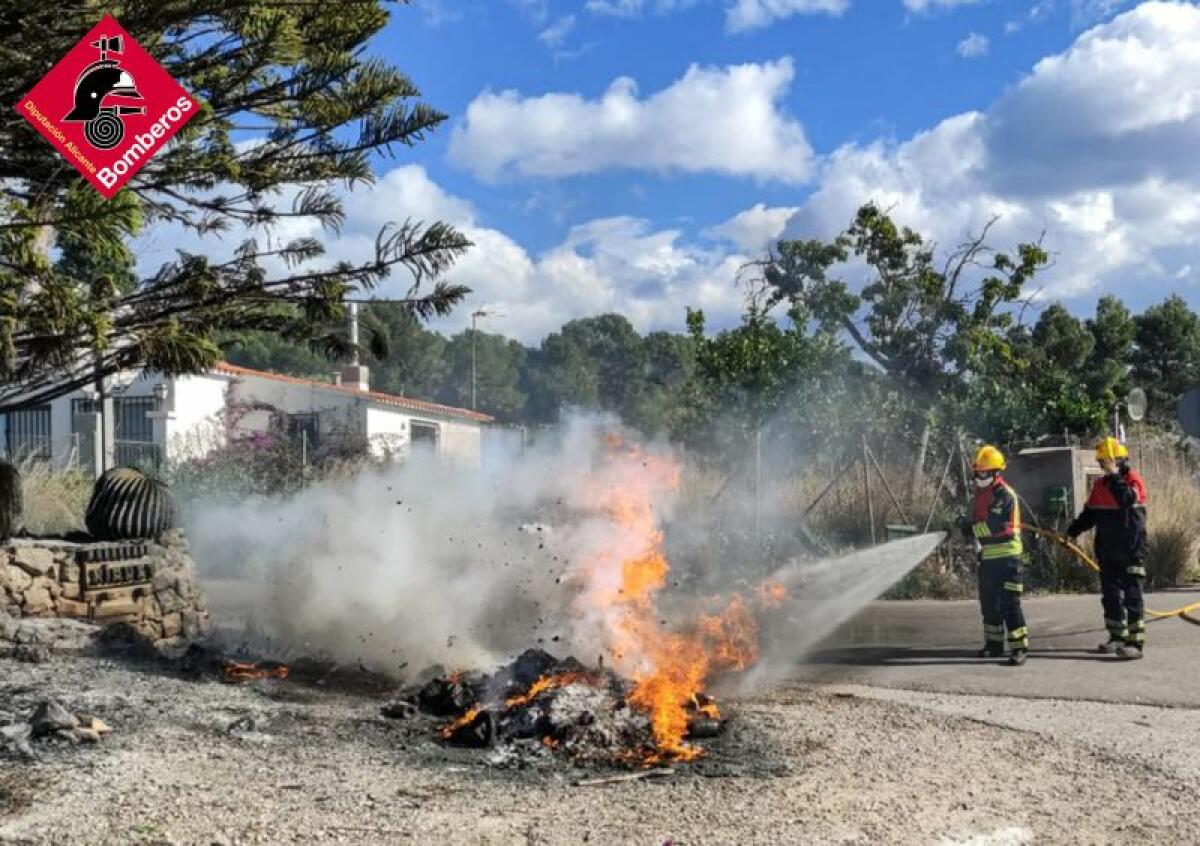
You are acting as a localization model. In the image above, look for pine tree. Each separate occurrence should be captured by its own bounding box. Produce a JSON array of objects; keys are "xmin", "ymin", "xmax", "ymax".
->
[{"xmin": 0, "ymin": 0, "xmax": 470, "ymax": 409}]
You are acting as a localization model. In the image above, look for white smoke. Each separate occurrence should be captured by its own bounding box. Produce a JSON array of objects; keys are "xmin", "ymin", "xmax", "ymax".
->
[
  {"xmin": 185, "ymin": 413, "xmax": 942, "ymax": 686},
  {"xmin": 186, "ymin": 415, "xmax": 678, "ymax": 675}
]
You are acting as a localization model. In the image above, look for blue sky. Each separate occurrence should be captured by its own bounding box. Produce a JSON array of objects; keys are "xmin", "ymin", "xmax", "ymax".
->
[
  {"xmin": 140, "ymin": 1, "xmax": 1200, "ymax": 343},
  {"xmin": 383, "ymin": 0, "xmax": 1097, "ymax": 253}
]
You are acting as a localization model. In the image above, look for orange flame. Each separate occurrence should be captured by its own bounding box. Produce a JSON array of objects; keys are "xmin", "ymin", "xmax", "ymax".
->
[
  {"xmin": 757, "ymin": 579, "xmax": 788, "ymax": 609},
  {"xmin": 504, "ymin": 672, "xmax": 600, "ymax": 709},
  {"xmin": 571, "ymin": 434, "xmax": 761, "ymax": 762},
  {"xmin": 691, "ymin": 693, "xmax": 720, "ymax": 719},
  {"xmin": 222, "ymin": 660, "xmax": 289, "ymax": 683},
  {"xmin": 440, "ymin": 705, "xmax": 482, "ymax": 739}
]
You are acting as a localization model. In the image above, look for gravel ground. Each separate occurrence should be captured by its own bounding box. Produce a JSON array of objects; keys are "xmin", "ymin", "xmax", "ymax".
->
[{"xmin": 2, "ymin": 645, "xmax": 1199, "ymax": 845}]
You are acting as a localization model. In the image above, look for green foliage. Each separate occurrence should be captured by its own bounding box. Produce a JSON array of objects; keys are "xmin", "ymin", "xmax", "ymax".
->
[
  {"xmin": 0, "ymin": 0, "xmax": 470, "ymax": 410},
  {"xmin": 678, "ymin": 301, "xmax": 854, "ymax": 462},
  {"xmin": 527, "ymin": 315, "xmax": 645, "ymax": 421},
  {"xmin": 1132, "ymin": 294, "xmax": 1200, "ymax": 425},
  {"xmin": 222, "ymin": 331, "xmax": 334, "ymax": 379},
  {"xmin": 439, "ymin": 329, "xmax": 528, "ymax": 422},
  {"xmin": 367, "ymin": 303, "xmax": 449, "ymax": 400}
]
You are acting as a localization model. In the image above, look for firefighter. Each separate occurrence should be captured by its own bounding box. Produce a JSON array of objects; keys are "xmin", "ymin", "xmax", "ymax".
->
[
  {"xmin": 1067, "ymin": 437, "xmax": 1149, "ymax": 660},
  {"xmin": 957, "ymin": 445, "xmax": 1029, "ymax": 665}
]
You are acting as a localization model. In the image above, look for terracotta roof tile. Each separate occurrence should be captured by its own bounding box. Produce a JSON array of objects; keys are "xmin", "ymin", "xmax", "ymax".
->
[{"xmin": 211, "ymin": 362, "xmax": 494, "ymax": 424}]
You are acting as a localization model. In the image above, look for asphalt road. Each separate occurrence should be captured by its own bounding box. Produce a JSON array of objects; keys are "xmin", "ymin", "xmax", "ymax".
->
[
  {"xmin": 795, "ymin": 589, "xmax": 1200, "ymax": 707},
  {"xmin": 206, "ymin": 576, "xmax": 1200, "ymax": 707}
]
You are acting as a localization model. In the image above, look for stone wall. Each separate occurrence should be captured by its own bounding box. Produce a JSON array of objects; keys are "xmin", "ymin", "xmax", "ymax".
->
[{"xmin": 0, "ymin": 529, "xmax": 210, "ymax": 654}]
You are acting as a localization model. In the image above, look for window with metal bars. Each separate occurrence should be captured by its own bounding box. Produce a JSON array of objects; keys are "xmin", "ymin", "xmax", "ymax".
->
[
  {"xmin": 71, "ymin": 395, "xmax": 161, "ymax": 469},
  {"xmin": 5, "ymin": 405, "xmax": 52, "ymax": 462}
]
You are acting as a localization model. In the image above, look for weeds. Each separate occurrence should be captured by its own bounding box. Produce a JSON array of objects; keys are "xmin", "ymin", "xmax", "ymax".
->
[
  {"xmin": 17, "ymin": 460, "xmax": 91, "ymax": 536},
  {"xmin": 1142, "ymin": 467, "xmax": 1200, "ymax": 588}
]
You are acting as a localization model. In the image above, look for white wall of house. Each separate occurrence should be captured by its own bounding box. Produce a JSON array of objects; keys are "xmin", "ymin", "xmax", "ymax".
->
[
  {"xmin": 161, "ymin": 374, "xmax": 230, "ymax": 460},
  {"xmin": 439, "ymin": 418, "xmax": 483, "ymax": 466},
  {"xmin": 3, "ymin": 364, "xmax": 488, "ymax": 472},
  {"xmin": 365, "ymin": 406, "xmax": 410, "ymax": 459},
  {"xmin": 221, "ymin": 371, "xmax": 366, "ymax": 443}
]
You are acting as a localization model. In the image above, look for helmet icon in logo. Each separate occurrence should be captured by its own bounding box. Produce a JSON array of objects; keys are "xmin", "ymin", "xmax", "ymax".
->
[{"xmin": 62, "ymin": 35, "xmax": 145, "ymax": 150}]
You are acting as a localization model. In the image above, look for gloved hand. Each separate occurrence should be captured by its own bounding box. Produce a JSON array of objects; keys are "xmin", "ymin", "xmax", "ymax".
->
[{"xmin": 954, "ymin": 515, "xmax": 972, "ymax": 538}]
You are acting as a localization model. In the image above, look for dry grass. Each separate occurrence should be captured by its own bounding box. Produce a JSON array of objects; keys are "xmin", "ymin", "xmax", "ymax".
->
[
  {"xmin": 1142, "ymin": 463, "xmax": 1200, "ymax": 588},
  {"xmin": 18, "ymin": 460, "xmax": 91, "ymax": 536}
]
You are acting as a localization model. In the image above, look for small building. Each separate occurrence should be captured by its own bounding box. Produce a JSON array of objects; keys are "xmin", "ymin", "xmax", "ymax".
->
[
  {"xmin": 1004, "ymin": 447, "xmax": 1103, "ymax": 526},
  {"xmin": 0, "ymin": 361, "xmax": 492, "ymax": 475}
]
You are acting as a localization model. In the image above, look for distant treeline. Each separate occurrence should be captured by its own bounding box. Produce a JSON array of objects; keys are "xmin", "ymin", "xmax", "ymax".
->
[{"xmin": 224, "ymin": 205, "xmax": 1200, "ymax": 466}]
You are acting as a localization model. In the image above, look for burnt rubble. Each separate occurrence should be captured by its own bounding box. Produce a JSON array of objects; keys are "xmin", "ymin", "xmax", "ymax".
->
[
  {"xmin": 384, "ymin": 648, "xmax": 728, "ymax": 766},
  {"xmin": 0, "ymin": 698, "xmax": 113, "ymax": 760}
]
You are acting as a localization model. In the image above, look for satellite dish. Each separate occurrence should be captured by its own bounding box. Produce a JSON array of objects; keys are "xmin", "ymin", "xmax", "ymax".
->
[{"xmin": 1126, "ymin": 387, "xmax": 1147, "ymax": 422}]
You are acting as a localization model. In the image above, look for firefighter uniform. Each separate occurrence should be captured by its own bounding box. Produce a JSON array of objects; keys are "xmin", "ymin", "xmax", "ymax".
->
[
  {"xmin": 971, "ymin": 476, "xmax": 1029, "ymax": 658},
  {"xmin": 1068, "ymin": 439, "xmax": 1149, "ymax": 657}
]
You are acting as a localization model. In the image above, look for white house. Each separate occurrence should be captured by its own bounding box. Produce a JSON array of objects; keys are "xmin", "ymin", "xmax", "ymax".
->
[{"xmin": 0, "ymin": 360, "xmax": 493, "ymax": 475}]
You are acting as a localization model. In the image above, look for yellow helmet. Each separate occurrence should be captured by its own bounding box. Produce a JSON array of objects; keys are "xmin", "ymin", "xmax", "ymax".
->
[
  {"xmin": 1096, "ymin": 436, "xmax": 1128, "ymax": 462},
  {"xmin": 972, "ymin": 445, "xmax": 1006, "ymax": 472}
]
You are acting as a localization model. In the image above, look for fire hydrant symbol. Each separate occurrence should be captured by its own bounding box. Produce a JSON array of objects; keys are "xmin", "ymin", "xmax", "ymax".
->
[{"xmin": 62, "ymin": 34, "xmax": 144, "ymax": 150}]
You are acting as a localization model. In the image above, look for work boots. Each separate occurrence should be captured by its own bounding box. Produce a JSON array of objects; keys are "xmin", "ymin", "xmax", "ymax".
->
[
  {"xmin": 1097, "ymin": 638, "xmax": 1124, "ymax": 655},
  {"xmin": 1116, "ymin": 643, "xmax": 1144, "ymax": 660},
  {"xmin": 977, "ymin": 643, "xmax": 1005, "ymax": 659},
  {"xmin": 1008, "ymin": 649, "xmax": 1027, "ymax": 666}
]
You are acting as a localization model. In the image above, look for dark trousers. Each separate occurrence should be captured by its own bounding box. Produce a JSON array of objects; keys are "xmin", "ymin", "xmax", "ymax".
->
[
  {"xmin": 978, "ymin": 556, "xmax": 1028, "ymax": 650},
  {"xmin": 1100, "ymin": 552, "xmax": 1146, "ymax": 646}
]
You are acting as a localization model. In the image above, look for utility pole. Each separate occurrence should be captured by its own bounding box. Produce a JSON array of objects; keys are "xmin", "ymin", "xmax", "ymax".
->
[{"xmin": 470, "ymin": 307, "xmax": 502, "ymax": 411}]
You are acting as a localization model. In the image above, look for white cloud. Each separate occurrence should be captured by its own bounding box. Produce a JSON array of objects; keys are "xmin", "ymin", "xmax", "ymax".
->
[
  {"xmin": 725, "ymin": 0, "xmax": 850, "ymax": 31},
  {"xmin": 904, "ymin": 0, "xmax": 986, "ymax": 12},
  {"xmin": 583, "ymin": 0, "xmax": 845, "ymax": 30},
  {"xmin": 1006, "ymin": 0, "xmax": 1134, "ymax": 33},
  {"xmin": 784, "ymin": 2, "xmax": 1200, "ymax": 303},
  {"xmin": 585, "ymin": 0, "xmax": 649, "ymax": 15},
  {"xmin": 133, "ymin": 166, "xmax": 751, "ymax": 345},
  {"xmin": 705, "ymin": 203, "xmax": 801, "ymax": 253},
  {"xmin": 1069, "ymin": 0, "xmax": 1135, "ymax": 27},
  {"xmin": 957, "ymin": 31, "xmax": 990, "ymax": 57},
  {"xmin": 538, "ymin": 14, "xmax": 576, "ymax": 46},
  {"xmin": 449, "ymin": 58, "xmax": 814, "ymax": 184},
  {"xmin": 132, "ymin": 4, "xmax": 1200, "ymax": 352}
]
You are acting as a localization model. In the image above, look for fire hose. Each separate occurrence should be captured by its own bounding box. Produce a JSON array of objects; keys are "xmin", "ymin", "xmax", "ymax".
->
[{"xmin": 1019, "ymin": 524, "xmax": 1200, "ymax": 626}]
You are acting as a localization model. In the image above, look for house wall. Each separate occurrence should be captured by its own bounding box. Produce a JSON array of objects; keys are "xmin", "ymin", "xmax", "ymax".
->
[
  {"xmin": 222, "ymin": 372, "xmax": 367, "ymax": 443},
  {"xmin": 438, "ymin": 418, "xmax": 483, "ymax": 466},
  {"xmin": 164, "ymin": 374, "xmax": 230, "ymax": 460},
  {"xmin": 2, "ymin": 367, "xmax": 487, "ymax": 471},
  {"xmin": 365, "ymin": 406, "xmax": 410, "ymax": 459},
  {"xmin": 1007, "ymin": 447, "xmax": 1102, "ymax": 525},
  {"xmin": 4, "ymin": 370, "xmax": 170, "ymax": 469}
]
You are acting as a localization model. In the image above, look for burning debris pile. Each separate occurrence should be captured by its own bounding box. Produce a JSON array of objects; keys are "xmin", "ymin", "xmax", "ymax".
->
[
  {"xmin": 373, "ymin": 434, "xmax": 797, "ymax": 767},
  {"xmin": 393, "ymin": 648, "xmax": 727, "ymax": 765}
]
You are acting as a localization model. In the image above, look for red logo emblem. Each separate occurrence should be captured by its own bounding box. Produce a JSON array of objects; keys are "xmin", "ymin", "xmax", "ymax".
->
[{"xmin": 15, "ymin": 14, "xmax": 199, "ymax": 198}]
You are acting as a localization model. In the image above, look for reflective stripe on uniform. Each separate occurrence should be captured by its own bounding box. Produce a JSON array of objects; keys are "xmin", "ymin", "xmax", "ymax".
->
[
  {"xmin": 1003, "ymin": 581, "xmax": 1024, "ymax": 593},
  {"xmin": 1126, "ymin": 566, "xmax": 1146, "ymax": 577},
  {"xmin": 981, "ymin": 540, "xmax": 1023, "ymax": 560}
]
